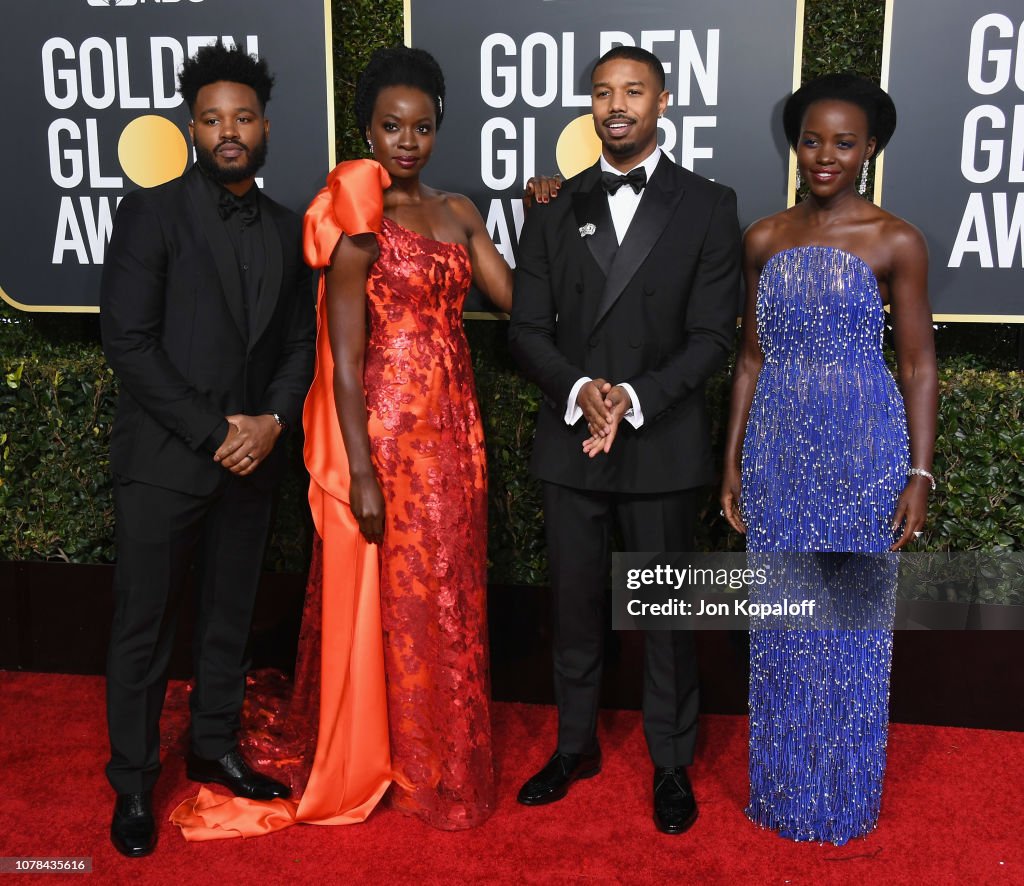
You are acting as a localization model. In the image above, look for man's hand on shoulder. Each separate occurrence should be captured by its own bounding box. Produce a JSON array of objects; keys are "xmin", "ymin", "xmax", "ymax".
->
[{"xmin": 214, "ymin": 414, "xmax": 282, "ymax": 476}]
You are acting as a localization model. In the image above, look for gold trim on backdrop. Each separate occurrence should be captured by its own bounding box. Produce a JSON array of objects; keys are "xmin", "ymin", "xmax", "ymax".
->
[
  {"xmin": 787, "ymin": 0, "xmax": 806, "ymax": 208},
  {"xmin": 932, "ymin": 314, "xmax": 1024, "ymax": 324},
  {"xmin": 874, "ymin": 0, "xmax": 895, "ymax": 205},
  {"xmin": 325, "ymin": 0, "xmax": 337, "ymax": 168},
  {"xmin": 0, "ymin": 286, "xmax": 98, "ymax": 314},
  {"xmin": 886, "ymin": 303, "xmax": 1024, "ymax": 323},
  {"xmin": 404, "ymin": 0, "xmax": 412, "ymax": 46}
]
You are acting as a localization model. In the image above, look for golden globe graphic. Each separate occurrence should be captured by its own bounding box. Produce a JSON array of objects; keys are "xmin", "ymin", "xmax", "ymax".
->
[
  {"xmin": 118, "ymin": 115, "xmax": 190, "ymax": 188},
  {"xmin": 555, "ymin": 115, "xmax": 602, "ymax": 179}
]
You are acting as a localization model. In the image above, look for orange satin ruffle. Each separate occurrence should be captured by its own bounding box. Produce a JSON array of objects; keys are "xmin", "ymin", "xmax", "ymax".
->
[{"xmin": 171, "ymin": 160, "xmax": 393, "ymax": 840}]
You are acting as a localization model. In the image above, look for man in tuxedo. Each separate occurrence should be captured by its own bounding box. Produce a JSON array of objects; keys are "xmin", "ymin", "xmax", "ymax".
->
[
  {"xmin": 509, "ymin": 46, "xmax": 740, "ymax": 834},
  {"xmin": 100, "ymin": 43, "xmax": 314, "ymax": 856}
]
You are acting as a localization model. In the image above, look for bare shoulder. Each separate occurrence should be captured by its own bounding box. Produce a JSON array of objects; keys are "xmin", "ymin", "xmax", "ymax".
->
[
  {"xmin": 743, "ymin": 210, "xmax": 796, "ymax": 266},
  {"xmin": 873, "ymin": 210, "xmax": 928, "ymax": 265},
  {"xmin": 443, "ymin": 191, "xmax": 483, "ymax": 222},
  {"xmin": 425, "ymin": 188, "xmax": 485, "ymax": 236},
  {"xmin": 885, "ymin": 214, "xmax": 927, "ymax": 255}
]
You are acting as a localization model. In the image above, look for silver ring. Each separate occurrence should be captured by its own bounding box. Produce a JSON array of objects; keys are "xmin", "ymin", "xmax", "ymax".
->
[
  {"xmin": 913, "ymin": 531, "xmax": 922, "ymax": 538},
  {"xmin": 245, "ymin": 454, "xmax": 255, "ymax": 461}
]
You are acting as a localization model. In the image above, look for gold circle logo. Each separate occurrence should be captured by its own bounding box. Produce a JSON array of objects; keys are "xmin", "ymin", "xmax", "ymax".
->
[
  {"xmin": 118, "ymin": 116, "xmax": 189, "ymax": 188},
  {"xmin": 555, "ymin": 114, "xmax": 602, "ymax": 179}
]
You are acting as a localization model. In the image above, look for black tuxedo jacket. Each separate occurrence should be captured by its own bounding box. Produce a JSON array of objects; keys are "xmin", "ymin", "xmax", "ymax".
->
[
  {"xmin": 509, "ymin": 154, "xmax": 740, "ymax": 493},
  {"xmin": 100, "ymin": 165, "xmax": 315, "ymax": 495}
]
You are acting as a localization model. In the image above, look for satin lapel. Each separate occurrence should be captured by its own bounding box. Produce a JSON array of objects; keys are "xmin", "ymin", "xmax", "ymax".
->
[
  {"xmin": 590, "ymin": 156, "xmax": 685, "ymax": 332},
  {"xmin": 184, "ymin": 168, "xmax": 247, "ymax": 340},
  {"xmin": 250, "ymin": 197, "xmax": 283, "ymax": 350},
  {"xmin": 571, "ymin": 172, "xmax": 616, "ymax": 278}
]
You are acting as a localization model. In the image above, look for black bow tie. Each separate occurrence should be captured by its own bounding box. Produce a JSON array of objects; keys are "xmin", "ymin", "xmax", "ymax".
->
[
  {"xmin": 600, "ymin": 167, "xmax": 647, "ymax": 195},
  {"xmin": 218, "ymin": 190, "xmax": 260, "ymax": 227}
]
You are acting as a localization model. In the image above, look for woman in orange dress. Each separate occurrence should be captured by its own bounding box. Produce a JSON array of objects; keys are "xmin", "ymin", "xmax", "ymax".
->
[
  {"xmin": 309, "ymin": 45, "xmax": 517, "ymax": 829},
  {"xmin": 173, "ymin": 46, "xmax": 525, "ymax": 837}
]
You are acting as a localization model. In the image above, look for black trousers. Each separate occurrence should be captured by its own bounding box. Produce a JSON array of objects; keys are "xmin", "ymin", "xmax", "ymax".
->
[
  {"xmin": 542, "ymin": 482, "xmax": 699, "ymax": 769},
  {"xmin": 105, "ymin": 474, "xmax": 273, "ymax": 794}
]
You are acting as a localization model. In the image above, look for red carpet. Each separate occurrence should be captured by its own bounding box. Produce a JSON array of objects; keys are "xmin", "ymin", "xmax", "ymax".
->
[{"xmin": 0, "ymin": 670, "xmax": 1020, "ymax": 884}]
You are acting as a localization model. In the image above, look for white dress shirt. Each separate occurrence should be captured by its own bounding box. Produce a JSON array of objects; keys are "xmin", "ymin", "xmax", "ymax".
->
[{"xmin": 564, "ymin": 147, "xmax": 663, "ymax": 431}]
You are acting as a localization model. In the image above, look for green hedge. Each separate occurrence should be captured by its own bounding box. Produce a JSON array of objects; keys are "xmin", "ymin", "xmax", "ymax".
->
[
  {"xmin": 5, "ymin": 303, "xmax": 1020, "ymax": 586},
  {"xmin": 1, "ymin": 0, "xmax": 1022, "ymax": 595}
]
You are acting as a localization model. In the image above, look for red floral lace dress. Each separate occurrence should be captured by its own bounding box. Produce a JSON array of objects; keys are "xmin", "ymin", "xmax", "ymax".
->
[{"xmin": 359, "ymin": 216, "xmax": 494, "ymax": 828}]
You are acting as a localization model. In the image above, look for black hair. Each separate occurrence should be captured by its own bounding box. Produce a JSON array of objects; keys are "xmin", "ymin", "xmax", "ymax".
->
[
  {"xmin": 783, "ymin": 73, "xmax": 897, "ymax": 153},
  {"xmin": 354, "ymin": 46, "xmax": 446, "ymax": 140},
  {"xmin": 178, "ymin": 41, "xmax": 275, "ymax": 114},
  {"xmin": 591, "ymin": 45, "xmax": 666, "ymax": 92}
]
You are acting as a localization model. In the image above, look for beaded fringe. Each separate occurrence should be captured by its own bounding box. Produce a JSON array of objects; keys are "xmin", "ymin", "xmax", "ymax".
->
[{"xmin": 742, "ymin": 247, "xmax": 908, "ymax": 846}]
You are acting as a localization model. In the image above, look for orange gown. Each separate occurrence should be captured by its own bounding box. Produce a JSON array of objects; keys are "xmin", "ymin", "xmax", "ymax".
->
[{"xmin": 172, "ymin": 159, "xmax": 494, "ymax": 837}]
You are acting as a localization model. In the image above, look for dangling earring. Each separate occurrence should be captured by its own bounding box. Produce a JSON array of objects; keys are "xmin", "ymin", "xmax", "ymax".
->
[
  {"xmin": 859, "ymin": 158, "xmax": 870, "ymax": 196},
  {"xmin": 795, "ymin": 168, "xmax": 802, "ymax": 191},
  {"xmin": 367, "ymin": 140, "xmax": 374, "ymax": 152}
]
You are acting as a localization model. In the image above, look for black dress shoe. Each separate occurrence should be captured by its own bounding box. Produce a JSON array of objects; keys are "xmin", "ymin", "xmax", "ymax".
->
[
  {"xmin": 186, "ymin": 748, "xmax": 292, "ymax": 801},
  {"xmin": 517, "ymin": 749, "xmax": 602, "ymax": 806},
  {"xmin": 110, "ymin": 791, "xmax": 156, "ymax": 858},
  {"xmin": 653, "ymin": 766, "xmax": 698, "ymax": 835}
]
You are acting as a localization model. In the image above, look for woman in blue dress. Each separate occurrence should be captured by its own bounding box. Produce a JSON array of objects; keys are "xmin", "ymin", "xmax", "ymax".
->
[{"xmin": 720, "ymin": 74, "xmax": 937, "ymax": 844}]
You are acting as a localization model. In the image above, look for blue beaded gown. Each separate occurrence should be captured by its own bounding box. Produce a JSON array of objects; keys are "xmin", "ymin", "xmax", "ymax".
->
[{"xmin": 740, "ymin": 246, "xmax": 909, "ymax": 844}]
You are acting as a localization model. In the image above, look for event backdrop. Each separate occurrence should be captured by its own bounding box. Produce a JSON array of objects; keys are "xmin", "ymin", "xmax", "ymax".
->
[
  {"xmin": 880, "ymin": 0, "xmax": 1024, "ymax": 321},
  {"xmin": 407, "ymin": 0, "xmax": 803, "ymax": 311},
  {"xmin": 0, "ymin": 0, "xmax": 334, "ymax": 313}
]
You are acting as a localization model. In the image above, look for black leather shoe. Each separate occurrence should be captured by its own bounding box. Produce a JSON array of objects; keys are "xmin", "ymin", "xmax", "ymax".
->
[
  {"xmin": 653, "ymin": 766, "xmax": 698, "ymax": 835},
  {"xmin": 517, "ymin": 749, "xmax": 602, "ymax": 806},
  {"xmin": 186, "ymin": 748, "xmax": 292, "ymax": 801},
  {"xmin": 110, "ymin": 791, "xmax": 156, "ymax": 858}
]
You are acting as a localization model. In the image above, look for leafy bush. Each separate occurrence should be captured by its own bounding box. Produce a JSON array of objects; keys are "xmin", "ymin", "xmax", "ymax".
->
[
  {"xmin": 931, "ymin": 363, "xmax": 1024, "ymax": 551},
  {"xmin": 0, "ymin": 314, "xmax": 115, "ymax": 562}
]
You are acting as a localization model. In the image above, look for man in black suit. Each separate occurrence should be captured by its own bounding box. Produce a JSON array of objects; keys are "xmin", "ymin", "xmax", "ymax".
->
[
  {"xmin": 100, "ymin": 43, "xmax": 314, "ymax": 856},
  {"xmin": 509, "ymin": 46, "xmax": 740, "ymax": 834}
]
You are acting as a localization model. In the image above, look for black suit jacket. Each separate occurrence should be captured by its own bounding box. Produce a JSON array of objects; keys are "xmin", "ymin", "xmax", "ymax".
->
[
  {"xmin": 509, "ymin": 154, "xmax": 740, "ymax": 493},
  {"xmin": 100, "ymin": 165, "xmax": 315, "ymax": 495}
]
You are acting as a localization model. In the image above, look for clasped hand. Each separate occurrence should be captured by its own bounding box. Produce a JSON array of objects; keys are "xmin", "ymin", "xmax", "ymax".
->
[
  {"xmin": 579, "ymin": 379, "xmax": 631, "ymax": 458},
  {"xmin": 213, "ymin": 414, "xmax": 282, "ymax": 476}
]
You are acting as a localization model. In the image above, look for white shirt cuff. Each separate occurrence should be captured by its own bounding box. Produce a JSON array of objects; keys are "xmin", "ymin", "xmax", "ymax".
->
[
  {"xmin": 565, "ymin": 376, "xmax": 592, "ymax": 425},
  {"xmin": 618, "ymin": 382, "xmax": 644, "ymax": 429}
]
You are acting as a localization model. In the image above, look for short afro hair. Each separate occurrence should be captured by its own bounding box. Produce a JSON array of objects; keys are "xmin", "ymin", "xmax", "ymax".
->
[
  {"xmin": 783, "ymin": 73, "xmax": 897, "ymax": 153},
  {"xmin": 354, "ymin": 46, "xmax": 446, "ymax": 141},
  {"xmin": 591, "ymin": 45, "xmax": 666, "ymax": 92},
  {"xmin": 178, "ymin": 41, "xmax": 275, "ymax": 114}
]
